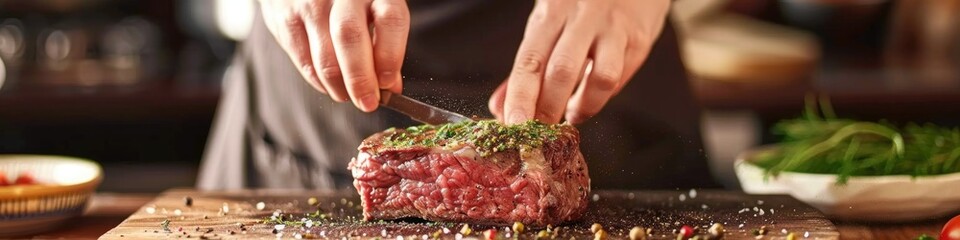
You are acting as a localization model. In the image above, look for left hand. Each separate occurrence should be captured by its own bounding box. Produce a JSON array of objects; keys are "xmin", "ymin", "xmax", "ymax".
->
[{"xmin": 489, "ymin": 0, "xmax": 671, "ymax": 124}]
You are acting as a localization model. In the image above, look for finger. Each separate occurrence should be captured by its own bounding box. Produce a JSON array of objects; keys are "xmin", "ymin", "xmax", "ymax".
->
[
  {"xmin": 330, "ymin": 0, "xmax": 380, "ymax": 112},
  {"xmin": 302, "ymin": 1, "xmax": 349, "ymax": 102},
  {"xmin": 617, "ymin": 25, "xmax": 660, "ymax": 95},
  {"xmin": 371, "ymin": 0, "xmax": 409, "ymax": 93},
  {"xmin": 614, "ymin": 35, "xmax": 653, "ymax": 95},
  {"xmin": 537, "ymin": 11, "xmax": 599, "ymax": 124},
  {"xmin": 566, "ymin": 32, "xmax": 627, "ymax": 124},
  {"xmin": 503, "ymin": 0, "xmax": 570, "ymax": 124},
  {"xmin": 488, "ymin": 80, "xmax": 508, "ymax": 121},
  {"xmin": 271, "ymin": 10, "xmax": 328, "ymax": 95}
]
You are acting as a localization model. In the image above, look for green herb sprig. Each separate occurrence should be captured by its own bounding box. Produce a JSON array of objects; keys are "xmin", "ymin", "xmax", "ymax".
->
[
  {"xmin": 382, "ymin": 120, "xmax": 561, "ymax": 157},
  {"xmin": 755, "ymin": 95, "xmax": 960, "ymax": 184}
]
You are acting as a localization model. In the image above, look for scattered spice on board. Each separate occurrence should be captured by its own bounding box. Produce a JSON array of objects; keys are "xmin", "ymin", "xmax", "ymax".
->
[
  {"xmin": 160, "ymin": 219, "xmax": 171, "ymax": 232},
  {"xmin": 184, "ymin": 197, "xmax": 193, "ymax": 207}
]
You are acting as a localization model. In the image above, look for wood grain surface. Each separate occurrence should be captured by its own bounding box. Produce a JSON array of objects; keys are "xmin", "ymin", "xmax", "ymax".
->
[{"xmin": 100, "ymin": 189, "xmax": 838, "ymax": 239}]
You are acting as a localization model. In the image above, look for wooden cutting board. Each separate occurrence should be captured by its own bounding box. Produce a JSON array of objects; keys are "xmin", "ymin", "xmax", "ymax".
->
[{"xmin": 100, "ymin": 189, "xmax": 838, "ymax": 239}]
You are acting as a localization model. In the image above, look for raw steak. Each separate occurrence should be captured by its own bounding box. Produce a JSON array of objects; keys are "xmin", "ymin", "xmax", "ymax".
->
[{"xmin": 349, "ymin": 121, "xmax": 590, "ymax": 226}]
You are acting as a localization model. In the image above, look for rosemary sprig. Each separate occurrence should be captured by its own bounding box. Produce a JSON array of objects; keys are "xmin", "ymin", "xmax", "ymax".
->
[{"xmin": 755, "ymin": 96, "xmax": 960, "ymax": 184}]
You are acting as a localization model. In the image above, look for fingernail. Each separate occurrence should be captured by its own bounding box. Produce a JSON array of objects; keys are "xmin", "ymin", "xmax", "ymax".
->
[
  {"xmin": 506, "ymin": 109, "xmax": 529, "ymax": 125},
  {"xmin": 358, "ymin": 93, "xmax": 378, "ymax": 112}
]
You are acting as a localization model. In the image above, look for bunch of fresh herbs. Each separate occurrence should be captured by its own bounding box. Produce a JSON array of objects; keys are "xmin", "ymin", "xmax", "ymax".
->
[{"xmin": 753, "ymin": 96, "xmax": 960, "ymax": 184}]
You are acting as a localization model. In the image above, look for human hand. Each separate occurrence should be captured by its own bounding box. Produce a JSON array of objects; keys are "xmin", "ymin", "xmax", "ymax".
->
[
  {"xmin": 489, "ymin": 0, "xmax": 671, "ymax": 124},
  {"xmin": 259, "ymin": 0, "xmax": 409, "ymax": 112}
]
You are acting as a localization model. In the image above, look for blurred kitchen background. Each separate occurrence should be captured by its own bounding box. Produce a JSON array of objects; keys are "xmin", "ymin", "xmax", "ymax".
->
[{"xmin": 1, "ymin": 0, "xmax": 959, "ymax": 192}]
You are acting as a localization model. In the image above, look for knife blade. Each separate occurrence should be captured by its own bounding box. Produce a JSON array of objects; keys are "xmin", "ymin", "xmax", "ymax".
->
[{"xmin": 379, "ymin": 90, "xmax": 471, "ymax": 125}]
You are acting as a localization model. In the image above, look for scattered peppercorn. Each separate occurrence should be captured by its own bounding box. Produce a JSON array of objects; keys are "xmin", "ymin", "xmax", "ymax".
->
[
  {"xmin": 483, "ymin": 229, "xmax": 497, "ymax": 240},
  {"xmin": 629, "ymin": 227, "xmax": 646, "ymax": 240},
  {"xmin": 594, "ymin": 229, "xmax": 608, "ymax": 240},
  {"xmin": 536, "ymin": 230, "xmax": 549, "ymax": 239},
  {"xmin": 679, "ymin": 225, "xmax": 695, "ymax": 239},
  {"xmin": 184, "ymin": 197, "xmax": 193, "ymax": 207},
  {"xmin": 591, "ymin": 223, "xmax": 603, "ymax": 233},
  {"xmin": 752, "ymin": 226, "xmax": 768, "ymax": 236},
  {"xmin": 708, "ymin": 223, "xmax": 724, "ymax": 238},
  {"xmin": 512, "ymin": 222, "xmax": 525, "ymax": 233}
]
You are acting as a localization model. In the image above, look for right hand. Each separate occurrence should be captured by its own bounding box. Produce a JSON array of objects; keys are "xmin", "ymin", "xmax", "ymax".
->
[{"xmin": 259, "ymin": 0, "xmax": 409, "ymax": 112}]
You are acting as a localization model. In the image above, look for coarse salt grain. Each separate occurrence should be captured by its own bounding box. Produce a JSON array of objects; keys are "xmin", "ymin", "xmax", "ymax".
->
[
  {"xmin": 701, "ymin": 204, "xmax": 709, "ymax": 210},
  {"xmin": 679, "ymin": 194, "xmax": 686, "ymax": 202},
  {"xmin": 592, "ymin": 194, "xmax": 600, "ymax": 201},
  {"xmin": 275, "ymin": 225, "xmax": 286, "ymax": 231},
  {"xmin": 256, "ymin": 202, "xmax": 265, "ymax": 210},
  {"xmin": 382, "ymin": 229, "xmax": 387, "ymax": 237},
  {"xmin": 757, "ymin": 200, "xmax": 764, "ymax": 205},
  {"xmin": 689, "ymin": 189, "xmax": 698, "ymax": 199},
  {"xmin": 759, "ymin": 209, "xmax": 765, "ymax": 216},
  {"xmin": 804, "ymin": 231, "xmax": 810, "ymax": 237},
  {"xmin": 455, "ymin": 233, "xmax": 463, "ymax": 240},
  {"xmin": 628, "ymin": 193, "xmax": 635, "ymax": 199},
  {"xmin": 222, "ymin": 203, "xmax": 230, "ymax": 213},
  {"xmin": 145, "ymin": 206, "xmax": 156, "ymax": 214},
  {"xmin": 174, "ymin": 209, "xmax": 182, "ymax": 216}
]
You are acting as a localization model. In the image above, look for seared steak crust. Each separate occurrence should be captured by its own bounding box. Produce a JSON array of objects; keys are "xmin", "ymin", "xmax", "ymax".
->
[{"xmin": 349, "ymin": 124, "xmax": 590, "ymax": 226}]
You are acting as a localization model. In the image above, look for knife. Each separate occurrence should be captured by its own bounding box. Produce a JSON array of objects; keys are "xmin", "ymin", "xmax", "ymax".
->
[{"xmin": 379, "ymin": 90, "xmax": 472, "ymax": 125}]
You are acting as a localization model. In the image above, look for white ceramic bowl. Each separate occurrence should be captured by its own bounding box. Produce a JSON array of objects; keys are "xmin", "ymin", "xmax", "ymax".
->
[
  {"xmin": 735, "ymin": 145, "xmax": 960, "ymax": 222},
  {"xmin": 0, "ymin": 155, "xmax": 103, "ymax": 237}
]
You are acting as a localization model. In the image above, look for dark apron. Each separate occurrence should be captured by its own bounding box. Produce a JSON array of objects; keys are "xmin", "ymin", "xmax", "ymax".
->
[{"xmin": 197, "ymin": 1, "xmax": 719, "ymax": 190}]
